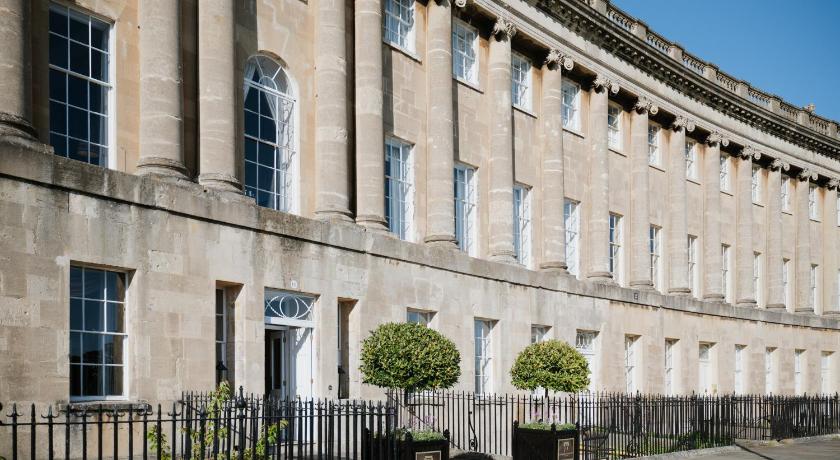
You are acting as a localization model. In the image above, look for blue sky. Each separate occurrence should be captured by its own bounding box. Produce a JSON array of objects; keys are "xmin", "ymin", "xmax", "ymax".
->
[{"xmin": 611, "ymin": 0, "xmax": 840, "ymax": 121}]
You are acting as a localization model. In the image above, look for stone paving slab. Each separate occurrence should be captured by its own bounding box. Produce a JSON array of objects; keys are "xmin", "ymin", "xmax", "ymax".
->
[{"xmin": 644, "ymin": 438, "xmax": 840, "ymax": 460}]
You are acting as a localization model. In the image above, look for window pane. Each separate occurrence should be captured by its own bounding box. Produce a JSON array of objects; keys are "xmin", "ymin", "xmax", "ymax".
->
[
  {"xmin": 69, "ymin": 41, "xmax": 89, "ymax": 75},
  {"xmin": 105, "ymin": 366, "xmax": 123, "ymax": 396},
  {"xmin": 49, "ymin": 34, "xmax": 68, "ymax": 69},
  {"xmin": 70, "ymin": 364, "xmax": 82, "ymax": 396},
  {"xmin": 106, "ymin": 302, "xmax": 124, "ymax": 333},
  {"xmin": 90, "ymin": 20, "xmax": 109, "ymax": 51},
  {"xmin": 69, "ymin": 15, "xmax": 89, "ymax": 44},
  {"xmin": 50, "ymin": 9, "xmax": 68, "ymax": 36},
  {"xmin": 82, "ymin": 333, "xmax": 102, "ymax": 364},
  {"xmin": 70, "ymin": 298, "xmax": 83, "ymax": 330},
  {"xmin": 70, "ymin": 332, "xmax": 81, "ymax": 363},
  {"xmin": 82, "ymin": 365, "xmax": 101, "ymax": 396},
  {"xmin": 84, "ymin": 300, "xmax": 103, "ymax": 331},
  {"xmin": 91, "ymin": 49, "xmax": 107, "ymax": 81},
  {"xmin": 245, "ymin": 111, "xmax": 259, "ymax": 137},
  {"xmin": 49, "ymin": 101, "xmax": 67, "ymax": 134},
  {"xmin": 84, "ymin": 269, "xmax": 105, "ymax": 299},
  {"xmin": 89, "ymin": 82, "xmax": 108, "ymax": 115},
  {"xmin": 103, "ymin": 335, "xmax": 124, "ymax": 365},
  {"xmin": 105, "ymin": 272, "xmax": 124, "ymax": 301}
]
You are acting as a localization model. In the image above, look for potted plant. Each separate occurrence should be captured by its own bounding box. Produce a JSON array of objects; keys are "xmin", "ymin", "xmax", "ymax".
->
[
  {"xmin": 509, "ymin": 340, "xmax": 590, "ymax": 460},
  {"xmin": 360, "ymin": 322, "xmax": 461, "ymax": 459}
]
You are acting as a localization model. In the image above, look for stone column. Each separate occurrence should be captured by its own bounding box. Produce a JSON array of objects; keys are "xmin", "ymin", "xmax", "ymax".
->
[
  {"xmin": 765, "ymin": 159, "xmax": 790, "ymax": 310},
  {"xmin": 795, "ymin": 169, "xmax": 816, "ymax": 313},
  {"xmin": 0, "ymin": 0, "xmax": 36, "ymax": 140},
  {"xmin": 354, "ymin": 0, "xmax": 386, "ymax": 230},
  {"xmin": 702, "ymin": 133, "xmax": 728, "ymax": 301},
  {"xmin": 629, "ymin": 97, "xmax": 658, "ymax": 289},
  {"xmin": 487, "ymin": 18, "xmax": 516, "ymax": 263},
  {"xmin": 539, "ymin": 50, "xmax": 574, "ymax": 271},
  {"xmin": 586, "ymin": 75, "xmax": 619, "ymax": 282},
  {"xmin": 824, "ymin": 179, "xmax": 840, "ymax": 316},
  {"xmin": 735, "ymin": 147, "xmax": 758, "ymax": 308},
  {"xmin": 667, "ymin": 116, "xmax": 695, "ymax": 295},
  {"xmin": 137, "ymin": 0, "xmax": 187, "ymax": 178},
  {"xmin": 198, "ymin": 0, "xmax": 240, "ymax": 192},
  {"xmin": 424, "ymin": 0, "xmax": 458, "ymax": 247},
  {"xmin": 314, "ymin": 0, "xmax": 353, "ymax": 220}
]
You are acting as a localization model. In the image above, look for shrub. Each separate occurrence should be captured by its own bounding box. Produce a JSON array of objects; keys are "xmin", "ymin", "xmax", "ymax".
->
[
  {"xmin": 359, "ymin": 322, "xmax": 461, "ymax": 393},
  {"xmin": 509, "ymin": 340, "xmax": 590, "ymax": 395}
]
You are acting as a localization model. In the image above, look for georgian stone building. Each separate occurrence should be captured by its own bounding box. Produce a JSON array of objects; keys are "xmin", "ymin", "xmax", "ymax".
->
[{"xmin": 1, "ymin": 0, "xmax": 840, "ymax": 405}]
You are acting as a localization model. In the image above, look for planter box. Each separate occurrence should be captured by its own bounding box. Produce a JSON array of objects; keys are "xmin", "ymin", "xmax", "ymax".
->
[
  {"xmin": 364, "ymin": 428, "xmax": 450, "ymax": 460},
  {"xmin": 512, "ymin": 421, "xmax": 579, "ymax": 460}
]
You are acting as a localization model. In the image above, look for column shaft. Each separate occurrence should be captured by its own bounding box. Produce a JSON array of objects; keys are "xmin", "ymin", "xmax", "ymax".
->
[
  {"xmin": 487, "ymin": 21, "xmax": 515, "ymax": 263},
  {"xmin": 137, "ymin": 0, "xmax": 187, "ymax": 178},
  {"xmin": 354, "ymin": 0, "xmax": 386, "ymax": 230},
  {"xmin": 315, "ymin": 0, "xmax": 352, "ymax": 220},
  {"xmin": 629, "ymin": 99, "xmax": 656, "ymax": 289},
  {"xmin": 586, "ymin": 79, "xmax": 614, "ymax": 281},
  {"xmin": 795, "ymin": 172, "xmax": 813, "ymax": 313},
  {"xmin": 0, "ymin": 0, "xmax": 36, "ymax": 139},
  {"xmin": 539, "ymin": 54, "xmax": 571, "ymax": 271},
  {"xmin": 198, "ymin": 0, "xmax": 240, "ymax": 191},
  {"xmin": 668, "ymin": 121, "xmax": 690, "ymax": 294},
  {"xmin": 735, "ymin": 153, "xmax": 756, "ymax": 307},
  {"xmin": 424, "ymin": 0, "xmax": 457, "ymax": 247},
  {"xmin": 702, "ymin": 138, "xmax": 725, "ymax": 301},
  {"xmin": 765, "ymin": 164, "xmax": 786, "ymax": 309},
  {"xmin": 824, "ymin": 182, "xmax": 840, "ymax": 316}
]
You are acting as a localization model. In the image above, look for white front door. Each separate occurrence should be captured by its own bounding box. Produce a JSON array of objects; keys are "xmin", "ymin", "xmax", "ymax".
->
[{"xmin": 267, "ymin": 328, "xmax": 293, "ymax": 399}]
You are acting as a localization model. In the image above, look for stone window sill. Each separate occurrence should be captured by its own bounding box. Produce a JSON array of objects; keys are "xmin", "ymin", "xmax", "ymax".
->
[
  {"xmin": 721, "ymin": 190, "xmax": 733, "ymax": 196},
  {"xmin": 563, "ymin": 127, "xmax": 585, "ymax": 139},
  {"xmin": 782, "ymin": 209, "xmax": 793, "ymax": 215},
  {"xmin": 455, "ymin": 77, "xmax": 482, "ymax": 94},
  {"xmin": 383, "ymin": 40, "xmax": 421, "ymax": 64},
  {"xmin": 753, "ymin": 201, "xmax": 765, "ymax": 208},
  {"xmin": 609, "ymin": 146, "xmax": 625, "ymax": 156},
  {"xmin": 59, "ymin": 400, "xmax": 151, "ymax": 413},
  {"xmin": 649, "ymin": 164, "xmax": 665, "ymax": 173},
  {"xmin": 513, "ymin": 104, "xmax": 537, "ymax": 119},
  {"xmin": 687, "ymin": 178, "xmax": 701, "ymax": 185}
]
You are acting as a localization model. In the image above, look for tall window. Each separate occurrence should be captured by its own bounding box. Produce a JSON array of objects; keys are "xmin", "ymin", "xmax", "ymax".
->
[
  {"xmin": 609, "ymin": 213, "xmax": 623, "ymax": 285},
  {"xmin": 734, "ymin": 345, "xmax": 746, "ymax": 394},
  {"xmin": 244, "ymin": 55, "xmax": 297, "ymax": 212},
  {"xmin": 722, "ymin": 244, "xmax": 732, "ymax": 303},
  {"xmin": 685, "ymin": 140, "xmax": 698, "ymax": 180},
  {"xmin": 385, "ymin": 138, "xmax": 414, "ymax": 240},
  {"xmin": 781, "ymin": 176, "xmax": 791, "ymax": 212},
  {"xmin": 452, "ymin": 20, "xmax": 478, "ymax": 84},
  {"xmin": 809, "ymin": 184, "xmax": 819, "ymax": 220},
  {"xmin": 821, "ymin": 352, "xmax": 832, "ymax": 394},
  {"xmin": 565, "ymin": 199, "xmax": 581, "ymax": 277},
  {"xmin": 531, "ymin": 325, "xmax": 549, "ymax": 344},
  {"xmin": 751, "ymin": 165, "xmax": 762, "ymax": 204},
  {"xmin": 624, "ymin": 335, "xmax": 638, "ymax": 393},
  {"xmin": 811, "ymin": 264, "xmax": 819, "ymax": 310},
  {"xmin": 837, "ymin": 193, "xmax": 840, "ymax": 226},
  {"xmin": 753, "ymin": 252, "xmax": 762, "ymax": 306},
  {"xmin": 648, "ymin": 124, "xmax": 661, "ymax": 166},
  {"xmin": 765, "ymin": 347, "xmax": 775, "ymax": 394},
  {"xmin": 215, "ymin": 289, "xmax": 227, "ymax": 385},
  {"xmin": 474, "ymin": 319, "xmax": 493, "ymax": 394},
  {"xmin": 719, "ymin": 156, "xmax": 730, "ymax": 192},
  {"xmin": 576, "ymin": 331, "xmax": 598, "ymax": 392},
  {"xmin": 511, "ymin": 53, "xmax": 531, "ymax": 110},
  {"xmin": 837, "ymin": 270, "xmax": 840, "ymax": 312},
  {"xmin": 513, "ymin": 185, "xmax": 532, "ymax": 267},
  {"xmin": 649, "ymin": 225, "xmax": 662, "ymax": 290},
  {"xmin": 407, "ymin": 309, "xmax": 432, "ymax": 327},
  {"xmin": 664, "ymin": 339, "xmax": 677, "ymax": 395},
  {"xmin": 783, "ymin": 259, "xmax": 791, "ymax": 308},
  {"xmin": 607, "ymin": 103, "xmax": 622, "ymax": 150},
  {"xmin": 794, "ymin": 349, "xmax": 805, "ymax": 395},
  {"xmin": 688, "ymin": 236, "xmax": 698, "ymax": 296},
  {"xmin": 70, "ymin": 266, "xmax": 126, "ymax": 399},
  {"xmin": 383, "ymin": 0, "xmax": 415, "ymax": 51},
  {"xmin": 561, "ymin": 80, "xmax": 581, "ymax": 131},
  {"xmin": 49, "ymin": 4, "xmax": 112, "ymax": 166},
  {"xmin": 454, "ymin": 164, "xmax": 477, "ymax": 255},
  {"xmin": 698, "ymin": 343, "xmax": 713, "ymax": 394}
]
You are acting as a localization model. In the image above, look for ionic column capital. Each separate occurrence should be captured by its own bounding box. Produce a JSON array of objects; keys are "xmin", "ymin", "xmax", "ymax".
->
[
  {"xmin": 452, "ymin": 0, "xmax": 469, "ymax": 7},
  {"xmin": 739, "ymin": 145, "xmax": 761, "ymax": 161},
  {"xmin": 828, "ymin": 178, "xmax": 840, "ymax": 190},
  {"xmin": 770, "ymin": 158, "xmax": 790, "ymax": 172},
  {"xmin": 491, "ymin": 17, "xmax": 517, "ymax": 41},
  {"xmin": 705, "ymin": 131, "xmax": 730, "ymax": 147},
  {"xmin": 670, "ymin": 116, "xmax": 695, "ymax": 133},
  {"xmin": 591, "ymin": 74, "xmax": 620, "ymax": 94},
  {"xmin": 797, "ymin": 168, "xmax": 818, "ymax": 182},
  {"xmin": 544, "ymin": 49, "xmax": 574, "ymax": 71},
  {"xmin": 633, "ymin": 96, "xmax": 659, "ymax": 115}
]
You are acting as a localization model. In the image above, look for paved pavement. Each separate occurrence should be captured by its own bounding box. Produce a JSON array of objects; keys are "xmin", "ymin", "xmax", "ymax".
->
[{"xmin": 686, "ymin": 438, "xmax": 840, "ymax": 459}]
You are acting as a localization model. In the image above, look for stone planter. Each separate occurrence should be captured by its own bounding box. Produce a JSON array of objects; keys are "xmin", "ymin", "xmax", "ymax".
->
[
  {"xmin": 364, "ymin": 428, "xmax": 450, "ymax": 460},
  {"xmin": 512, "ymin": 421, "xmax": 579, "ymax": 460}
]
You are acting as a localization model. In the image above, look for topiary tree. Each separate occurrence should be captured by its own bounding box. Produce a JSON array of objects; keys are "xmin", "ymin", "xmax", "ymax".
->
[
  {"xmin": 360, "ymin": 322, "xmax": 461, "ymax": 399},
  {"xmin": 510, "ymin": 340, "xmax": 590, "ymax": 397}
]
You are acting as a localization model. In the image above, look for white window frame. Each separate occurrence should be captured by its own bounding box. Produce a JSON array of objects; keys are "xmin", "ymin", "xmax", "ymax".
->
[
  {"xmin": 565, "ymin": 199, "xmax": 581, "ymax": 277},
  {"xmin": 382, "ymin": 0, "xmax": 415, "ymax": 52},
  {"xmin": 664, "ymin": 339, "xmax": 677, "ymax": 395},
  {"xmin": 783, "ymin": 259, "xmax": 791, "ymax": 309},
  {"xmin": 513, "ymin": 185, "xmax": 532, "ymax": 267},
  {"xmin": 734, "ymin": 345, "xmax": 746, "ymax": 395},
  {"xmin": 765, "ymin": 347, "xmax": 775, "ymax": 395},
  {"xmin": 624, "ymin": 335, "xmax": 639, "ymax": 394},
  {"xmin": 648, "ymin": 124, "xmax": 661, "ymax": 166},
  {"xmin": 753, "ymin": 252, "xmax": 762, "ymax": 307},
  {"xmin": 474, "ymin": 319, "xmax": 493, "ymax": 394},
  {"xmin": 576, "ymin": 330, "xmax": 598, "ymax": 392},
  {"xmin": 811, "ymin": 264, "xmax": 819, "ymax": 310},
  {"xmin": 688, "ymin": 235, "xmax": 698, "ymax": 296},
  {"xmin": 531, "ymin": 325, "xmax": 549, "ymax": 344},
  {"xmin": 511, "ymin": 53, "xmax": 532, "ymax": 111},
  {"xmin": 809, "ymin": 184, "xmax": 819, "ymax": 220},
  {"xmin": 698, "ymin": 343, "xmax": 713, "ymax": 394},
  {"xmin": 821, "ymin": 351, "xmax": 832, "ymax": 394},
  {"xmin": 607, "ymin": 102, "xmax": 622, "ymax": 150},
  {"xmin": 781, "ymin": 176, "xmax": 791, "ymax": 212},
  {"xmin": 454, "ymin": 164, "xmax": 478, "ymax": 256},
  {"xmin": 720, "ymin": 155, "xmax": 730, "ymax": 192},
  {"xmin": 452, "ymin": 20, "xmax": 478, "ymax": 85},
  {"xmin": 48, "ymin": 3, "xmax": 116, "ymax": 169},
  {"xmin": 385, "ymin": 137, "xmax": 414, "ymax": 241},
  {"xmin": 609, "ymin": 213, "xmax": 623, "ymax": 285},
  {"xmin": 649, "ymin": 225, "xmax": 662, "ymax": 290},
  {"xmin": 215, "ymin": 289, "xmax": 227, "ymax": 385},
  {"xmin": 685, "ymin": 140, "xmax": 698, "ymax": 180},
  {"xmin": 722, "ymin": 244, "xmax": 732, "ymax": 303},
  {"xmin": 561, "ymin": 79, "xmax": 581, "ymax": 132},
  {"xmin": 751, "ymin": 164, "xmax": 762, "ymax": 204},
  {"xmin": 836, "ymin": 192, "xmax": 840, "ymax": 226},
  {"xmin": 794, "ymin": 349, "xmax": 805, "ymax": 395},
  {"xmin": 407, "ymin": 308, "xmax": 433, "ymax": 327}
]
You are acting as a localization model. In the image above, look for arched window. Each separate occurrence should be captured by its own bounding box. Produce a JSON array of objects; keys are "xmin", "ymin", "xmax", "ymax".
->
[{"xmin": 243, "ymin": 55, "xmax": 297, "ymax": 212}]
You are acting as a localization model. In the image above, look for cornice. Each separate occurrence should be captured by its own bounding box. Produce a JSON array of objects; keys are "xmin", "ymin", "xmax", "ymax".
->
[{"xmin": 533, "ymin": 0, "xmax": 840, "ymax": 161}]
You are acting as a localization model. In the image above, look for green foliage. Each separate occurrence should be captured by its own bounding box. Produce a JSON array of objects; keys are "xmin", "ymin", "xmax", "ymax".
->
[
  {"xmin": 391, "ymin": 428, "xmax": 447, "ymax": 441},
  {"xmin": 509, "ymin": 340, "xmax": 590, "ymax": 394},
  {"xmin": 359, "ymin": 322, "xmax": 461, "ymax": 392},
  {"xmin": 519, "ymin": 422, "xmax": 576, "ymax": 431},
  {"xmin": 146, "ymin": 381, "xmax": 287, "ymax": 460}
]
